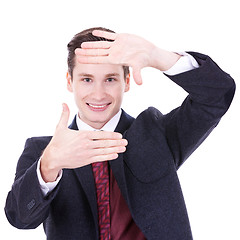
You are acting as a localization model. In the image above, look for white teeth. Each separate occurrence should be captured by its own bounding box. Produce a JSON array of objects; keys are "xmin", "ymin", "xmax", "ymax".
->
[{"xmin": 88, "ymin": 104, "xmax": 107, "ymax": 108}]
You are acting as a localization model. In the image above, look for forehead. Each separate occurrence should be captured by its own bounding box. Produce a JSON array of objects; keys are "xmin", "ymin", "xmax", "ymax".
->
[{"xmin": 73, "ymin": 62, "xmax": 124, "ymax": 77}]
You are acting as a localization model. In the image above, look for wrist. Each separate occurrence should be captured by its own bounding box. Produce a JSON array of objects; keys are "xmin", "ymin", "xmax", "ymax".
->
[
  {"xmin": 150, "ymin": 47, "xmax": 181, "ymax": 71},
  {"xmin": 40, "ymin": 149, "xmax": 62, "ymax": 183}
]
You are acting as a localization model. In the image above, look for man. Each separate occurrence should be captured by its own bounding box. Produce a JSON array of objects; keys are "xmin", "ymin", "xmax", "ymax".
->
[{"xmin": 5, "ymin": 27, "xmax": 235, "ymax": 239}]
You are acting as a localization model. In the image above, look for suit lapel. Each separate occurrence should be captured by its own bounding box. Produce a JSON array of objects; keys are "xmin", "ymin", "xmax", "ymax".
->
[
  {"xmin": 68, "ymin": 117, "xmax": 98, "ymax": 229},
  {"xmin": 67, "ymin": 111, "xmax": 135, "ymax": 225},
  {"xmin": 74, "ymin": 165, "xmax": 98, "ymax": 229},
  {"xmin": 109, "ymin": 110, "xmax": 135, "ymax": 204}
]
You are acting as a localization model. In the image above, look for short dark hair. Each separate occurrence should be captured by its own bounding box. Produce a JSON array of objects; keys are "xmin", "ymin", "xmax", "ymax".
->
[{"xmin": 67, "ymin": 27, "xmax": 130, "ymax": 79}]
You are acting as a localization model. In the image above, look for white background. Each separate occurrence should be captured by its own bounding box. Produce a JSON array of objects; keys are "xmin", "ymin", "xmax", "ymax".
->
[{"xmin": 0, "ymin": 0, "xmax": 239, "ymax": 239}]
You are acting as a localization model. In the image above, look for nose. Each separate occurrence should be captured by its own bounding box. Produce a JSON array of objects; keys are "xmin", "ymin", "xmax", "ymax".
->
[{"xmin": 91, "ymin": 82, "xmax": 107, "ymax": 101}]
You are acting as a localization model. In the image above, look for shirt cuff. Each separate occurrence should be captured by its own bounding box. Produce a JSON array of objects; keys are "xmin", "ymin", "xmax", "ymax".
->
[
  {"xmin": 37, "ymin": 158, "xmax": 62, "ymax": 196},
  {"xmin": 163, "ymin": 52, "xmax": 199, "ymax": 76}
]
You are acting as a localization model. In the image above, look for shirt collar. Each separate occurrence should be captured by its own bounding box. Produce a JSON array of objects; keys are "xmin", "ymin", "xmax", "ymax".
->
[{"xmin": 76, "ymin": 109, "xmax": 122, "ymax": 132}]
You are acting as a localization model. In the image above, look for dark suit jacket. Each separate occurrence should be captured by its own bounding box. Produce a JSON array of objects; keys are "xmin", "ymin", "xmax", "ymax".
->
[{"xmin": 5, "ymin": 53, "xmax": 235, "ymax": 240}]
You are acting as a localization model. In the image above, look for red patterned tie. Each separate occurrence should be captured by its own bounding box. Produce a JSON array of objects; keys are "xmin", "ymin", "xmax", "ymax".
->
[{"xmin": 92, "ymin": 161, "xmax": 111, "ymax": 240}]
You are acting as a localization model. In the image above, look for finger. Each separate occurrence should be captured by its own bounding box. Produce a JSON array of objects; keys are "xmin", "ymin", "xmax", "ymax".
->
[
  {"xmin": 75, "ymin": 48, "xmax": 109, "ymax": 56},
  {"xmin": 132, "ymin": 68, "xmax": 143, "ymax": 85},
  {"xmin": 76, "ymin": 55, "xmax": 109, "ymax": 64},
  {"xmin": 92, "ymin": 30, "xmax": 117, "ymax": 41},
  {"xmin": 57, "ymin": 103, "xmax": 70, "ymax": 129},
  {"xmin": 80, "ymin": 41, "xmax": 112, "ymax": 49},
  {"xmin": 93, "ymin": 146, "xmax": 126, "ymax": 156},
  {"xmin": 87, "ymin": 131, "xmax": 123, "ymax": 140},
  {"xmin": 91, "ymin": 153, "xmax": 119, "ymax": 163},
  {"xmin": 91, "ymin": 139, "xmax": 128, "ymax": 148}
]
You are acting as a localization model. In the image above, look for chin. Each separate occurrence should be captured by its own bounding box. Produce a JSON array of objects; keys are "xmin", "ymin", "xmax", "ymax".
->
[
  {"xmin": 91, "ymin": 117, "xmax": 110, "ymax": 125},
  {"xmin": 81, "ymin": 106, "xmax": 117, "ymax": 127}
]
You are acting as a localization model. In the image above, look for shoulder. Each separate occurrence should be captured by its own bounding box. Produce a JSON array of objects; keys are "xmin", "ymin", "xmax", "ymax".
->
[
  {"xmin": 124, "ymin": 107, "xmax": 166, "ymax": 142},
  {"xmin": 24, "ymin": 136, "xmax": 52, "ymax": 152},
  {"xmin": 127, "ymin": 107, "xmax": 164, "ymax": 132},
  {"xmin": 122, "ymin": 107, "xmax": 172, "ymax": 182}
]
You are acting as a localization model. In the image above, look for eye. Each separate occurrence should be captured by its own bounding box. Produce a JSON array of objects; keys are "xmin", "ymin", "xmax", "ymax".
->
[
  {"xmin": 83, "ymin": 78, "xmax": 92, "ymax": 83},
  {"xmin": 106, "ymin": 78, "xmax": 116, "ymax": 82}
]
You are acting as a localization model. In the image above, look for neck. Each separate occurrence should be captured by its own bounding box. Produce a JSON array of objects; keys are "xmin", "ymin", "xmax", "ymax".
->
[
  {"xmin": 76, "ymin": 110, "xmax": 122, "ymax": 132},
  {"xmin": 88, "ymin": 122, "xmax": 106, "ymax": 130},
  {"xmin": 78, "ymin": 116, "xmax": 106, "ymax": 130}
]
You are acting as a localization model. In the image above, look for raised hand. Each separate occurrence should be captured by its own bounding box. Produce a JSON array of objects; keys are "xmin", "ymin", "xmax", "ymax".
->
[
  {"xmin": 40, "ymin": 103, "xmax": 128, "ymax": 182},
  {"xmin": 75, "ymin": 30, "xmax": 181, "ymax": 85},
  {"xmin": 75, "ymin": 30, "xmax": 156, "ymax": 85}
]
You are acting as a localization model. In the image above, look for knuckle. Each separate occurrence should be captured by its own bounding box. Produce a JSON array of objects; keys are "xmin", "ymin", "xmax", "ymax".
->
[
  {"xmin": 81, "ymin": 131, "xmax": 88, "ymax": 138},
  {"xmin": 110, "ymin": 153, "xmax": 118, "ymax": 160},
  {"xmin": 79, "ymin": 131, "xmax": 90, "ymax": 140},
  {"xmin": 102, "ymin": 140, "xmax": 109, "ymax": 148},
  {"xmin": 117, "ymin": 146, "xmax": 126, "ymax": 152},
  {"xmin": 118, "ymin": 139, "xmax": 125, "ymax": 146},
  {"xmin": 101, "ymin": 148, "xmax": 108, "ymax": 155},
  {"xmin": 83, "ymin": 141, "xmax": 91, "ymax": 149}
]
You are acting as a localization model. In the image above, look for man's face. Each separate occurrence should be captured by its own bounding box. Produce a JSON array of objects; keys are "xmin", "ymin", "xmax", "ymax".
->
[{"xmin": 67, "ymin": 61, "xmax": 130, "ymax": 129}]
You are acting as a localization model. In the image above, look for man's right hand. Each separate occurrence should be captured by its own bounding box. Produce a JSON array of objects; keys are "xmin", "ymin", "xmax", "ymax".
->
[{"xmin": 40, "ymin": 103, "xmax": 128, "ymax": 183}]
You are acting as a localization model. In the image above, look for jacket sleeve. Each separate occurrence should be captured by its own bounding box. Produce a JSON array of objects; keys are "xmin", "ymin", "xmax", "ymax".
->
[
  {"xmin": 4, "ymin": 137, "xmax": 59, "ymax": 229},
  {"xmin": 159, "ymin": 52, "xmax": 235, "ymax": 169}
]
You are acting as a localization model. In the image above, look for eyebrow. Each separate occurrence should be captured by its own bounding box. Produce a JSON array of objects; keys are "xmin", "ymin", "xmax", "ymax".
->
[
  {"xmin": 105, "ymin": 73, "xmax": 120, "ymax": 78},
  {"xmin": 77, "ymin": 73, "xmax": 120, "ymax": 78},
  {"xmin": 78, "ymin": 73, "xmax": 94, "ymax": 78}
]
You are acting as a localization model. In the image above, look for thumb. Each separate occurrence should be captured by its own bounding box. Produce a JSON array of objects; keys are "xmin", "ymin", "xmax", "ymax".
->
[
  {"xmin": 132, "ymin": 67, "xmax": 143, "ymax": 85},
  {"xmin": 57, "ymin": 103, "xmax": 70, "ymax": 129}
]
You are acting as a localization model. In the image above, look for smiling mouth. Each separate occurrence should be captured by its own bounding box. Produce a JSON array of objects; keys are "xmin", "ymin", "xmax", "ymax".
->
[{"xmin": 87, "ymin": 103, "xmax": 111, "ymax": 111}]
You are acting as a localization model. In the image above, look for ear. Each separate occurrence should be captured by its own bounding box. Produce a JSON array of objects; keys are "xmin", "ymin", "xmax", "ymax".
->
[
  {"xmin": 66, "ymin": 72, "xmax": 73, "ymax": 92},
  {"xmin": 124, "ymin": 73, "xmax": 130, "ymax": 92}
]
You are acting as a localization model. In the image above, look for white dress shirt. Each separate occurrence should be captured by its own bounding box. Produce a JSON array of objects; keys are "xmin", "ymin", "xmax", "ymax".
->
[
  {"xmin": 37, "ymin": 52, "xmax": 199, "ymax": 196},
  {"xmin": 164, "ymin": 52, "xmax": 199, "ymax": 75}
]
